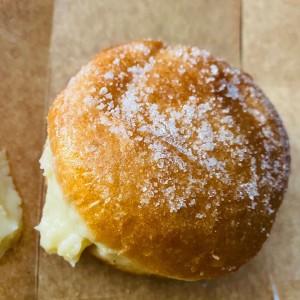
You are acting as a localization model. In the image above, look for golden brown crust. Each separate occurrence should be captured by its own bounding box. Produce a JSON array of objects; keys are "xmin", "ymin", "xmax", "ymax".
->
[{"xmin": 48, "ymin": 41, "xmax": 290, "ymax": 280}]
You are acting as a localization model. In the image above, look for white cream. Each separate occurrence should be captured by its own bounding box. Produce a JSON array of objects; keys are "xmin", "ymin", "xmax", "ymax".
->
[
  {"xmin": 0, "ymin": 150, "xmax": 22, "ymax": 259},
  {"xmin": 37, "ymin": 141, "xmax": 147, "ymax": 273}
]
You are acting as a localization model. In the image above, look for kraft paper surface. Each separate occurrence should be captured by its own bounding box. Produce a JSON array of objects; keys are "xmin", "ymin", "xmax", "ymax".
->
[{"xmin": 0, "ymin": 0, "xmax": 299, "ymax": 299}]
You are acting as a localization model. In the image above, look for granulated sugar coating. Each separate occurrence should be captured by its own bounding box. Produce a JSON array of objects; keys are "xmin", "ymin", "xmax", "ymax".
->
[{"xmin": 47, "ymin": 41, "xmax": 290, "ymax": 280}]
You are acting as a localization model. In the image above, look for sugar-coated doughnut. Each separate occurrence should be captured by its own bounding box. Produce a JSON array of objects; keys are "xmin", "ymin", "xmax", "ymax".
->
[{"xmin": 38, "ymin": 41, "xmax": 290, "ymax": 280}]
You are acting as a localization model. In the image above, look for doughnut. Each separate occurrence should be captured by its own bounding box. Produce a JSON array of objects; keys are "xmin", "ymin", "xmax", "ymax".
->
[
  {"xmin": 37, "ymin": 40, "xmax": 290, "ymax": 280},
  {"xmin": 0, "ymin": 150, "xmax": 22, "ymax": 259}
]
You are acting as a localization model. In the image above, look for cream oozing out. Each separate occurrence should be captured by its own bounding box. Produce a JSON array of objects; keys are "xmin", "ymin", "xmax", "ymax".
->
[
  {"xmin": 36, "ymin": 141, "xmax": 148, "ymax": 272},
  {"xmin": 0, "ymin": 150, "xmax": 22, "ymax": 259}
]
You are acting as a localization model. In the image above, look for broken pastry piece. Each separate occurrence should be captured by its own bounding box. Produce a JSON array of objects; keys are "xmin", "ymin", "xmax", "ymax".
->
[
  {"xmin": 37, "ymin": 40, "xmax": 290, "ymax": 280},
  {"xmin": 0, "ymin": 150, "xmax": 22, "ymax": 259}
]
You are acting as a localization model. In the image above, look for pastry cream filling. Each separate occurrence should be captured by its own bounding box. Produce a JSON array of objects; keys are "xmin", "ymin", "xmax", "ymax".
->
[
  {"xmin": 37, "ymin": 141, "xmax": 147, "ymax": 273},
  {"xmin": 0, "ymin": 150, "xmax": 22, "ymax": 259}
]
